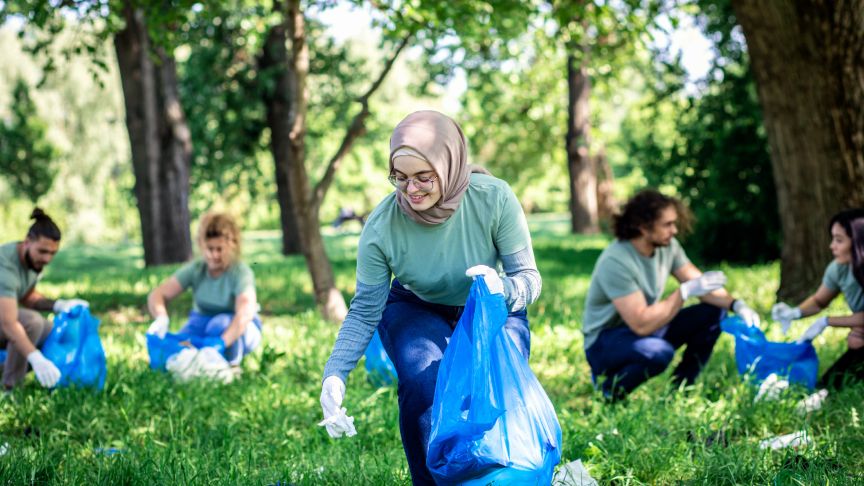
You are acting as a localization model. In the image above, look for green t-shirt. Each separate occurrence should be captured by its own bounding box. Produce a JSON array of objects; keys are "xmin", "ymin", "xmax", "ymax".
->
[
  {"xmin": 822, "ymin": 260, "xmax": 864, "ymax": 312},
  {"xmin": 582, "ymin": 238, "xmax": 691, "ymax": 349},
  {"xmin": 356, "ymin": 173, "xmax": 532, "ymax": 306},
  {"xmin": 0, "ymin": 242, "xmax": 40, "ymax": 301},
  {"xmin": 173, "ymin": 260, "xmax": 255, "ymax": 315}
]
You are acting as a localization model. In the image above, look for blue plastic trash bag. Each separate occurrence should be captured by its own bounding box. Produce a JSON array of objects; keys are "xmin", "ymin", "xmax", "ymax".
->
[
  {"xmin": 146, "ymin": 332, "xmax": 193, "ymax": 371},
  {"xmin": 41, "ymin": 305, "xmax": 107, "ymax": 389},
  {"xmin": 364, "ymin": 329, "xmax": 398, "ymax": 387},
  {"xmin": 426, "ymin": 278, "xmax": 562, "ymax": 485},
  {"xmin": 721, "ymin": 316, "xmax": 818, "ymax": 390},
  {"xmin": 0, "ymin": 349, "xmax": 6, "ymax": 364}
]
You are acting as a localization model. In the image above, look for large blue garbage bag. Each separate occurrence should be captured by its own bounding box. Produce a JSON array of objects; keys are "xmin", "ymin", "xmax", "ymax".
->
[
  {"xmin": 146, "ymin": 332, "xmax": 193, "ymax": 371},
  {"xmin": 426, "ymin": 279, "xmax": 562, "ymax": 485},
  {"xmin": 365, "ymin": 329, "xmax": 398, "ymax": 387},
  {"xmin": 41, "ymin": 306, "xmax": 107, "ymax": 389},
  {"xmin": 722, "ymin": 316, "xmax": 818, "ymax": 390}
]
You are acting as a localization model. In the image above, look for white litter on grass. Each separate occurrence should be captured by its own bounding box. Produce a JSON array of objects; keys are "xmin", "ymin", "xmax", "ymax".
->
[
  {"xmin": 552, "ymin": 459, "xmax": 598, "ymax": 486},
  {"xmin": 318, "ymin": 407, "xmax": 357, "ymax": 438},
  {"xmin": 754, "ymin": 373, "xmax": 790, "ymax": 402},
  {"xmin": 796, "ymin": 389, "xmax": 829, "ymax": 414},
  {"xmin": 166, "ymin": 347, "xmax": 234, "ymax": 384},
  {"xmin": 0, "ymin": 442, "xmax": 8, "ymax": 456},
  {"xmin": 758, "ymin": 430, "xmax": 811, "ymax": 450}
]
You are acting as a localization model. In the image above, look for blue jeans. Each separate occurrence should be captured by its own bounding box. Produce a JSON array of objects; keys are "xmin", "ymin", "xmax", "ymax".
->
[
  {"xmin": 377, "ymin": 280, "xmax": 531, "ymax": 486},
  {"xmin": 585, "ymin": 303, "xmax": 724, "ymax": 399},
  {"xmin": 179, "ymin": 311, "xmax": 262, "ymax": 366}
]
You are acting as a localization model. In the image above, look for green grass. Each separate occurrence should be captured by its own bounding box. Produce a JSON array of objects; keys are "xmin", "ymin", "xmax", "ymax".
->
[{"xmin": 1, "ymin": 217, "xmax": 863, "ymax": 484}]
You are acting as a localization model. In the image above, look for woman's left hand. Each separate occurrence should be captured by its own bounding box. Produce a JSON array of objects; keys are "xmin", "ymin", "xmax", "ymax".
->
[{"xmin": 465, "ymin": 265, "xmax": 504, "ymax": 294}]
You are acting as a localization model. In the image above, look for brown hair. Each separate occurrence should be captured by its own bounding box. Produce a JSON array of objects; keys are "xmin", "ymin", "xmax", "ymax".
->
[
  {"xmin": 27, "ymin": 207, "xmax": 61, "ymax": 241},
  {"xmin": 197, "ymin": 212, "xmax": 242, "ymax": 264},
  {"xmin": 613, "ymin": 189, "xmax": 693, "ymax": 240}
]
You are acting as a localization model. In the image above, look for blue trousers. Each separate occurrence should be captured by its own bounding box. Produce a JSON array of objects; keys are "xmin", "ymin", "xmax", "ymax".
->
[
  {"xmin": 179, "ymin": 311, "xmax": 262, "ymax": 366},
  {"xmin": 585, "ymin": 303, "xmax": 724, "ymax": 399},
  {"xmin": 377, "ymin": 280, "xmax": 531, "ymax": 486}
]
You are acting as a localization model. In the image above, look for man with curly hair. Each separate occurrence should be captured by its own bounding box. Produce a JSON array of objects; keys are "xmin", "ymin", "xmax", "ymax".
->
[{"xmin": 582, "ymin": 189, "xmax": 760, "ymax": 400}]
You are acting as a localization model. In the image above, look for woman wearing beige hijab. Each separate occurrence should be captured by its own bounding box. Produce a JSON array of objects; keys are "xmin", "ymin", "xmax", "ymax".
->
[{"xmin": 319, "ymin": 110, "xmax": 541, "ymax": 484}]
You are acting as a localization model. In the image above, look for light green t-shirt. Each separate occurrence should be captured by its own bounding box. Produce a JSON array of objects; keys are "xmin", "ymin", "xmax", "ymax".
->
[
  {"xmin": 0, "ymin": 242, "xmax": 40, "ymax": 301},
  {"xmin": 356, "ymin": 173, "xmax": 532, "ymax": 306},
  {"xmin": 582, "ymin": 238, "xmax": 690, "ymax": 349},
  {"xmin": 173, "ymin": 260, "xmax": 255, "ymax": 315},
  {"xmin": 822, "ymin": 260, "xmax": 864, "ymax": 312}
]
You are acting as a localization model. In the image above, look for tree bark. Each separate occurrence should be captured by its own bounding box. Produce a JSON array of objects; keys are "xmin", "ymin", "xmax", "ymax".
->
[
  {"xmin": 259, "ymin": 23, "xmax": 303, "ymax": 255},
  {"xmin": 566, "ymin": 50, "xmax": 599, "ymax": 234},
  {"xmin": 595, "ymin": 148, "xmax": 617, "ymax": 225},
  {"xmin": 731, "ymin": 0, "xmax": 864, "ymax": 301},
  {"xmin": 114, "ymin": 2, "xmax": 193, "ymax": 266}
]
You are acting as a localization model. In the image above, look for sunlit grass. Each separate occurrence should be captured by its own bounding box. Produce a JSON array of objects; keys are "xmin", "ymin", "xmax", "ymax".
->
[{"xmin": 1, "ymin": 216, "xmax": 861, "ymax": 484}]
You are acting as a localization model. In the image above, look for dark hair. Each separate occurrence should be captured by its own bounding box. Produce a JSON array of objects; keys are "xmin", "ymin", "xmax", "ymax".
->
[
  {"xmin": 613, "ymin": 189, "xmax": 692, "ymax": 240},
  {"xmin": 829, "ymin": 208, "xmax": 864, "ymax": 288},
  {"xmin": 27, "ymin": 208, "xmax": 61, "ymax": 242}
]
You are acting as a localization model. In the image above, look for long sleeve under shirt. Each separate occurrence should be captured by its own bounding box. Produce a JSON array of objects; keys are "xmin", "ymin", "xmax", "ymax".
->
[{"xmin": 322, "ymin": 174, "xmax": 541, "ymax": 383}]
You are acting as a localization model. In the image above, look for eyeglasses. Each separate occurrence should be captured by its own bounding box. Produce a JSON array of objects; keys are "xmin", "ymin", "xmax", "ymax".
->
[{"xmin": 388, "ymin": 173, "xmax": 438, "ymax": 192}]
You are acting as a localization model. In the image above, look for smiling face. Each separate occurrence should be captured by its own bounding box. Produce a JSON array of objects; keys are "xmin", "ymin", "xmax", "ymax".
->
[
  {"xmin": 830, "ymin": 222, "xmax": 852, "ymax": 264},
  {"xmin": 391, "ymin": 154, "xmax": 442, "ymax": 212}
]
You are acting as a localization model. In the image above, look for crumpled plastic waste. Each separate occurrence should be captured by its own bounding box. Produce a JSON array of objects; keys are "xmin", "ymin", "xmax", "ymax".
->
[
  {"xmin": 552, "ymin": 459, "xmax": 598, "ymax": 486},
  {"xmin": 758, "ymin": 430, "xmax": 811, "ymax": 450},
  {"xmin": 165, "ymin": 347, "xmax": 235, "ymax": 384},
  {"xmin": 754, "ymin": 373, "xmax": 790, "ymax": 402},
  {"xmin": 796, "ymin": 389, "xmax": 829, "ymax": 414},
  {"xmin": 317, "ymin": 407, "xmax": 357, "ymax": 438}
]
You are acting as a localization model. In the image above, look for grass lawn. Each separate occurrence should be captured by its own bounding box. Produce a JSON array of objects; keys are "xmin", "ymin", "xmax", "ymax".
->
[{"xmin": 1, "ymin": 216, "xmax": 862, "ymax": 484}]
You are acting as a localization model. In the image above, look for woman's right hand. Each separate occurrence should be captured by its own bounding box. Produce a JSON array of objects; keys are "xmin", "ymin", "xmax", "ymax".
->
[
  {"xmin": 319, "ymin": 376, "xmax": 356, "ymax": 438},
  {"xmin": 147, "ymin": 315, "xmax": 169, "ymax": 337}
]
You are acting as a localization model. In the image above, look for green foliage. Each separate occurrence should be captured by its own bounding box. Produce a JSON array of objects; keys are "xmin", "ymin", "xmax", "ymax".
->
[
  {"xmin": 0, "ymin": 78, "xmax": 56, "ymax": 201},
  {"xmin": 1, "ymin": 221, "xmax": 862, "ymax": 483}
]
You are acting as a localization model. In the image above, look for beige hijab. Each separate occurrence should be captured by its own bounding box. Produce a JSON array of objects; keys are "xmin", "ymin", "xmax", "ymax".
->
[{"xmin": 389, "ymin": 110, "xmax": 482, "ymax": 226}]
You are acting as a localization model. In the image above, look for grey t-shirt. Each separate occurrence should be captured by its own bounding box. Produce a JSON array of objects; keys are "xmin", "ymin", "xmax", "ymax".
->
[
  {"xmin": 582, "ymin": 238, "xmax": 690, "ymax": 349},
  {"xmin": 0, "ymin": 242, "xmax": 40, "ymax": 301},
  {"xmin": 822, "ymin": 261, "xmax": 864, "ymax": 312}
]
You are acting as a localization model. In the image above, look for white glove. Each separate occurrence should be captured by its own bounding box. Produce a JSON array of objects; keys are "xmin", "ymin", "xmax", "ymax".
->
[
  {"xmin": 679, "ymin": 271, "xmax": 727, "ymax": 300},
  {"xmin": 27, "ymin": 350, "xmax": 61, "ymax": 388},
  {"xmin": 53, "ymin": 298, "xmax": 89, "ymax": 314},
  {"xmin": 796, "ymin": 316, "xmax": 829, "ymax": 343},
  {"xmin": 319, "ymin": 376, "xmax": 356, "ymax": 438},
  {"xmin": 771, "ymin": 303, "xmax": 802, "ymax": 335},
  {"xmin": 732, "ymin": 300, "xmax": 761, "ymax": 327},
  {"xmin": 147, "ymin": 315, "xmax": 170, "ymax": 338},
  {"xmin": 465, "ymin": 265, "xmax": 504, "ymax": 295}
]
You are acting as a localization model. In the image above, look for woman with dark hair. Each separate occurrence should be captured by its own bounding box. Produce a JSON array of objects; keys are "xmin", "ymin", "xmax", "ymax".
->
[
  {"xmin": 146, "ymin": 212, "xmax": 262, "ymax": 366},
  {"xmin": 772, "ymin": 208, "xmax": 864, "ymax": 389},
  {"xmin": 319, "ymin": 110, "xmax": 541, "ymax": 484},
  {"xmin": 0, "ymin": 208, "xmax": 89, "ymax": 389}
]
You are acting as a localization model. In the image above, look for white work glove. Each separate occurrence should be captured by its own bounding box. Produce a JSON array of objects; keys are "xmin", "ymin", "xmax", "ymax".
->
[
  {"xmin": 465, "ymin": 265, "xmax": 504, "ymax": 295},
  {"xmin": 319, "ymin": 376, "xmax": 356, "ymax": 438},
  {"xmin": 147, "ymin": 315, "xmax": 170, "ymax": 338},
  {"xmin": 796, "ymin": 316, "xmax": 829, "ymax": 343},
  {"xmin": 26, "ymin": 350, "xmax": 61, "ymax": 388},
  {"xmin": 53, "ymin": 298, "xmax": 89, "ymax": 314},
  {"xmin": 679, "ymin": 271, "xmax": 727, "ymax": 300},
  {"xmin": 771, "ymin": 303, "xmax": 802, "ymax": 335},
  {"xmin": 732, "ymin": 300, "xmax": 761, "ymax": 327}
]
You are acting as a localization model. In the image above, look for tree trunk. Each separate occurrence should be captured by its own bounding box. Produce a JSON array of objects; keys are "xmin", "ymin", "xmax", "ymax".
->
[
  {"xmin": 595, "ymin": 148, "xmax": 617, "ymax": 225},
  {"xmin": 731, "ymin": 0, "xmax": 864, "ymax": 301},
  {"xmin": 263, "ymin": 0, "xmax": 347, "ymax": 322},
  {"xmin": 566, "ymin": 50, "xmax": 599, "ymax": 234},
  {"xmin": 259, "ymin": 24, "xmax": 303, "ymax": 256},
  {"xmin": 114, "ymin": 2, "xmax": 193, "ymax": 266}
]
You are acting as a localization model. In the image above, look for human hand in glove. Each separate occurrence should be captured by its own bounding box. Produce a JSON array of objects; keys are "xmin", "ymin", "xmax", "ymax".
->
[
  {"xmin": 733, "ymin": 300, "xmax": 761, "ymax": 327},
  {"xmin": 771, "ymin": 303, "xmax": 802, "ymax": 335},
  {"xmin": 679, "ymin": 271, "xmax": 727, "ymax": 300},
  {"xmin": 147, "ymin": 315, "xmax": 169, "ymax": 338},
  {"xmin": 465, "ymin": 265, "xmax": 504, "ymax": 295},
  {"xmin": 319, "ymin": 375, "xmax": 356, "ymax": 438},
  {"xmin": 797, "ymin": 316, "xmax": 829, "ymax": 343},
  {"xmin": 27, "ymin": 350, "xmax": 61, "ymax": 388},
  {"xmin": 53, "ymin": 299, "xmax": 89, "ymax": 314}
]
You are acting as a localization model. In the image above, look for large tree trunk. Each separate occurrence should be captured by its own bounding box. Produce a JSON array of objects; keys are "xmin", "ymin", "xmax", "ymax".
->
[
  {"xmin": 114, "ymin": 2, "xmax": 193, "ymax": 266},
  {"xmin": 259, "ymin": 25, "xmax": 303, "ymax": 256},
  {"xmin": 263, "ymin": 0, "xmax": 347, "ymax": 322},
  {"xmin": 566, "ymin": 50, "xmax": 599, "ymax": 234},
  {"xmin": 595, "ymin": 148, "xmax": 617, "ymax": 226},
  {"xmin": 731, "ymin": 0, "xmax": 864, "ymax": 301}
]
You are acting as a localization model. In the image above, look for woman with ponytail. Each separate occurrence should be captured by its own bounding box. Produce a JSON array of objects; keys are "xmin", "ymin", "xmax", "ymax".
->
[
  {"xmin": 772, "ymin": 208, "xmax": 864, "ymax": 389},
  {"xmin": 318, "ymin": 111, "xmax": 541, "ymax": 484},
  {"xmin": 0, "ymin": 208, "xmax": 88, "ymax": 389}
]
